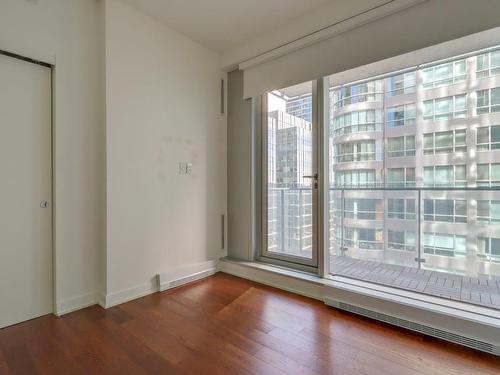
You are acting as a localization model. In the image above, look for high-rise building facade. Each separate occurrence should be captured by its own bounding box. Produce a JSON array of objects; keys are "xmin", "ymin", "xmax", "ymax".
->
[
  {"xmin": 265, "ymin": 46, "xmax": 500, "ymax": 277},
  {"xmin": 329, "ymin": 47, "xmax": 500, "ymax": 277},
  {"xmin": 267, "ymin": 104, "xmax": 313, "ymax": 257}
]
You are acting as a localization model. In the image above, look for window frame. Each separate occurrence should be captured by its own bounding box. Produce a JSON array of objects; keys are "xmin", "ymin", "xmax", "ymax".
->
[
  {"xmin": 422, "ymin": 59, "xmax": 467, "ymax": 88},
  {"xmin": 260, "ymin": 81, "xmax": 320, "ymax": 270},
  {"xmin": 476, "ymin": 87, "xmax": 500, "ymax": 115},
  {"xmin": 423, "ymin": 129, "xmax": 467, "ymax": 155},
  {"xmin": 423, "ymin": 165, "xmax": 467, "ymax": 187},
  {"xmin": 423, "ymin": 94, "xmax": 467, "ymax": 121}
]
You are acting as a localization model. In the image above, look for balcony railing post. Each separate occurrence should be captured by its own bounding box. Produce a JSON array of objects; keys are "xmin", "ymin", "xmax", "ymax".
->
[
  {"xmin": 299, "ymin": 189, "xmax": 303, "ymax": 252},
  {"xmin": 417, "ymin": 188, "xmax": 422, "ymax": 270},
  {"xmin": 341, "ymin": 188, "xmax": 345, "ymax": 256},
  {"xmin": 280, "ymin": 189, "xmax": 285, "ymax": 252}
]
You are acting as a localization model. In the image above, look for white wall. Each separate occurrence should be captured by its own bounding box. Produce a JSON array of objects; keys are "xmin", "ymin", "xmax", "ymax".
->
[
  {"xmin": 0, "ymin": 0, "xmax": 105, "ymax": 313},
  {"xmin": 105, "ymin": 0, "xmax": 226, "ymax": 302}
]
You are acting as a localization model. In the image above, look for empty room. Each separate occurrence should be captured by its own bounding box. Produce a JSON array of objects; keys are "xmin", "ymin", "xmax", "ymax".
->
[{"xmin": 1, "ymin": 0, "xmax": 500, "ymax": 374}]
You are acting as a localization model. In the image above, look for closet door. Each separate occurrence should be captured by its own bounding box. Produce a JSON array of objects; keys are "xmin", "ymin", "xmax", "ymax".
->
[{"xmin": 0, "ymin": 53, "xmax": 52, "ymax": 328}]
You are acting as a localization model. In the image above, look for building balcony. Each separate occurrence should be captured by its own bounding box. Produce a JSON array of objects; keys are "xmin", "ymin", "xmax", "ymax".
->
[{"xmin": 328, "ymin": 186, "xmax": 500, "ymax": 310}]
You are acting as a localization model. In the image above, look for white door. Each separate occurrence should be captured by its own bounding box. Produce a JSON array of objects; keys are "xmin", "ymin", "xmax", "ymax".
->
[{"xmin": 0, "ymin": 53, "xmax": 52, "ymax": 328}]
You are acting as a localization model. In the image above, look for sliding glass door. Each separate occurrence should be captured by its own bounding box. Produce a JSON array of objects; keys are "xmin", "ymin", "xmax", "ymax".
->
[{"xmin": 261, "ymin": 81, "xmax": 319, "ymax": 268}]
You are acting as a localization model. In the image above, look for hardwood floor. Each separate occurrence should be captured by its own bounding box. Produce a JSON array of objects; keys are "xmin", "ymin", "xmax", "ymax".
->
[{"xmin": 0, "ymin": 273, "xmax": 499, "ymax": 374}]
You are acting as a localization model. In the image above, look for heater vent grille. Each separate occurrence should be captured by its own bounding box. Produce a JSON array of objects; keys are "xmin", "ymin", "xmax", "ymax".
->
[{"xmin": 328, "ymin": 300, "xmax": 499, "ymax": 356}]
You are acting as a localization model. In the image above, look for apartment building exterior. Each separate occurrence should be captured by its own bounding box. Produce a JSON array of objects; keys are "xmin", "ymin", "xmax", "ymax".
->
[
  {"xmin": 329, "ymin": 46, "xmax": 500, "ymax": 277},
  {"xmin": 267, "ymin": 108, "xmax": 313, "ymax": 256}
]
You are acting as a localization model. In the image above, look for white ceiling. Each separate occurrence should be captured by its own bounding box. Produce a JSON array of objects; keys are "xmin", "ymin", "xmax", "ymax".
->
[{"xmin": 122, "ymin": 0, "xmax": 334, "ymax": 53}]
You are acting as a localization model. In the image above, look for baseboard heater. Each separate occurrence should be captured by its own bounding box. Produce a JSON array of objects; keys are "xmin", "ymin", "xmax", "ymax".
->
[{"xmin": 325, "ymin": 298, "xmax": 500, "ymax": 356}]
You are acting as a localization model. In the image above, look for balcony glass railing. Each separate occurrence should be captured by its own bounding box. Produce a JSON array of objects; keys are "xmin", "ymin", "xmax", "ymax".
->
[
  {"xmin": 332, "ymin": 152, "xmax": 383, "ymax": 164},
  {"xmin": 329, "ymin": 187, "xmax": 500, "ymax": 278},
  {"xmin": 267, "ymin": 187, "xmax": 313, "ymax": 259}
]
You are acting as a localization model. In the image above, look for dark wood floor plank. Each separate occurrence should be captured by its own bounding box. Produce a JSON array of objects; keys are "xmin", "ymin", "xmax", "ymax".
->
[
  {"xmin": 2, "ymin": 344, "xmax": 38, "ymax": 375},
  {"xmin": 0, "ymin": 272, "xmax": 499, "ymax": 374},
  {"xmin": 0, "ymin": 350, "xmax": 11, "ymax": 374}
]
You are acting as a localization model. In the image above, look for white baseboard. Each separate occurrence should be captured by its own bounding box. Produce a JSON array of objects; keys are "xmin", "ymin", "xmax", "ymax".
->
[
  {"xmin": 97, "ymin": 292, "xmax": 106, "ymax": 309},
  {"xmin": 158, "ymin": 260, "xmax": 217, "ymax": 292},
  {"xmin": 218, "ymin": 258, "xmax": 324, "ymax": 300},
  {"xmin": 103, "ymin": 281, "xmax": 157, "ymax": 309},
  {"xmin": 100, "ymin": 260, "xmax": 218, "ymax": 309},
  {"xmin": 55, "ymin": 292, "xmax": 100, "ymax": 316}
]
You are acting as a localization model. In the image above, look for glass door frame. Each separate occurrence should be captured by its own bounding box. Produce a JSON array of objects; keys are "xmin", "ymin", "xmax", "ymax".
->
[{"xmin": 259, "ymin": 80, "xmax": 326, "ymax": 272}]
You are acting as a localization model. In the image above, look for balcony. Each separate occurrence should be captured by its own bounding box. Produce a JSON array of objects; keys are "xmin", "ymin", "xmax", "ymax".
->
[{"xmin": 330, "ymin": 187, "xmax": 500, "ymax": 310}]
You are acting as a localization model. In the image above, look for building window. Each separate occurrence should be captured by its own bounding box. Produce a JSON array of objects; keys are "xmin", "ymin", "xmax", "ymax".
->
[
  {"xmin": 476, "ymin": 50, "xmax": 500, "ymax": 78},
  {"xmin": 388, "ymin": 136, "xmax": 415, "ymax": 157},
  {"xmin": 386, "ymin": 103, "xmax": 416, "ymax": 127},
  {"xmin": 344, "ymin": 199, "xmax": 383, "ymax": 220},
  {"xmin": 477, "ymin": 163, "xmax": 500, "ymax": 187},
  {"xmin": 286, "ymin": 94, "xmax": 313, "ymax": 122},
  {"xmin": 477, "ymin": 125, "xmax": 500, "ymax": 151},
  {"xmin": 424, "ymin": 233, "xmax": 467, "ymax": 257},
  {"xmin": 334, "ymin": 169, "xmax": 379, "ymax": 188},
  {"xmin": 423, "ymin": 165, "xmax": 467, "ymax": 187},
  {"xmin": 477, "ymin": 237, "xmax": 500, "ymax": 261},
  {"xmin": 477, "ymin": 200, "xmax": 500, "ymax": 224},
  {"xmin": 332, "ymin": 79, "xmax": 383, "ymax": 109},
  {"xmin": 331, "ymin": 109, "xmax": 383, "ymax": 136},
  {"xmin": 388, "ymin": 230, "xmax": 416, "ymax": 252},
  {"xmin": 423, "ymin": 199, "xmax": 467, "ymax": 223},
  {"xmin": 423, "ymin": 129, "xmax": 467, "ymax": 154},
  {"xmin": 387, "ymin": 167, "xmax": 415, "ymax": 187},
  {"xmin": 423, "ymin": 94, "xmax": 467, "ymax": 120},
  {"xmin": 333, "ymin": 140, "xmax": 377, "ymax": 163},
  {"xmin": 477, "ymin": 87, "xmax": 500, "ymax": 115},
  {"xmin": 387, "ymin": 199, "xmax": 416, "ymax": 220},
  {"xmin": 342, "ymin": 227, "xmax": 384, "ymax": 250},
  {"xmin": 422, "ymin": 59, "xmax": 467, "ymax": 87},
  {"xmin": 386, "ymin": 71, "xmax": 416, "ymax": 96}
]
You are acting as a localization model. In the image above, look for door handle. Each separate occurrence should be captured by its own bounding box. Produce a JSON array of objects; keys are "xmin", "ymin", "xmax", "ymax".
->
[
  {"xmin": 303, "ymin": 173, "xmax": 319, "ymax": 189},
  {"xmin": 40, "ymin": 200, "xmax": 49, "ymax": 208},
  {"xmin": 303, "ymin": 173, "xmax": 318, "ymax": 180}
]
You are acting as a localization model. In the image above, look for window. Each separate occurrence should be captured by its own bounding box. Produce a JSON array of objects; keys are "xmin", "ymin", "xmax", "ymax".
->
[
  {"xmin": 477, "ymin": 163, "xmax": 500, "ymax": 187},
  {"xmin": 333, "ymin": 80, "xmax": 383, "ymax": 109},
  {"xmin": 387, "ymin": 199, "xmax": 416, "ymax": 220},
  {"xmin": 477, "ymin": 125, "xmax": 500, "ymax": 150},
  {"xmin": 424, "ymin": 233, "xmax": 467, "ymax": 257},
  {"xmin": 388, "ymin": 136, "xmax": 415, "ymax": 157},
  {"xmin": 388, "ymin": 230, "xmax": 416, "ymax": 252},
  {"xmin": 423, "ymin": 199, "xmax": 467, "ymax": 223},
  {"xmin": 422, "ymin": 59, "xmax": 466, "ymax": 87},
  {"xmin": 387, "ymin": 167, "xmax": 415, "ymax": 187},
  {"xmin": 341, "ymin": 227, "xmax": 384, "ymax": 250},
  {"xmin": 264, "ymin": 81, "xmax": 316, "ymax": 265},
  {"xmin": 423, "ymin": 165, "xmax": 467, "ymax": 187},
  {"xmin": 476, "ymin": 50, "xmax": 500, "ymax": 78},
  {"xmin": 477, "ymin": 237, "xmax": 500, "ymax": 261},
  {"xmin": 331, "ymin": 109, "xmax": 383, "ymax": 135},
  {"xmin": 423, "ymin": 94, "xmax": 467, "ymax": 120},
  {"xmin": 325, "ymin": 39, "xmax": 500, "ymax": 286},
  {"xmin": 477, "ymin": 87, "xmax": 500, "ymax": 114},
  {"xmin": 334, "ymin": 169, "xmax": 379, "ymax": 188},
  {"xmin": 333, "ymin": 140, "xmax": 376, "ymax": 163},
  {"xmin": 423, "ymin": 129, "xmax": 467, "ymax": 154},
  {"xmin": 386, "ymin": 103, "xmax": 416, "ymax": 127},
  {"xmin": 477, "ymin": 200, "xmax": 500, "ymax": 224},
  {"xmin": 344, "ymin": 199, "xmax": 383, "ymax": 220},
  {"xmin": 387, "ymin": 71, "xmax": 416, "ymax": 96}
]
